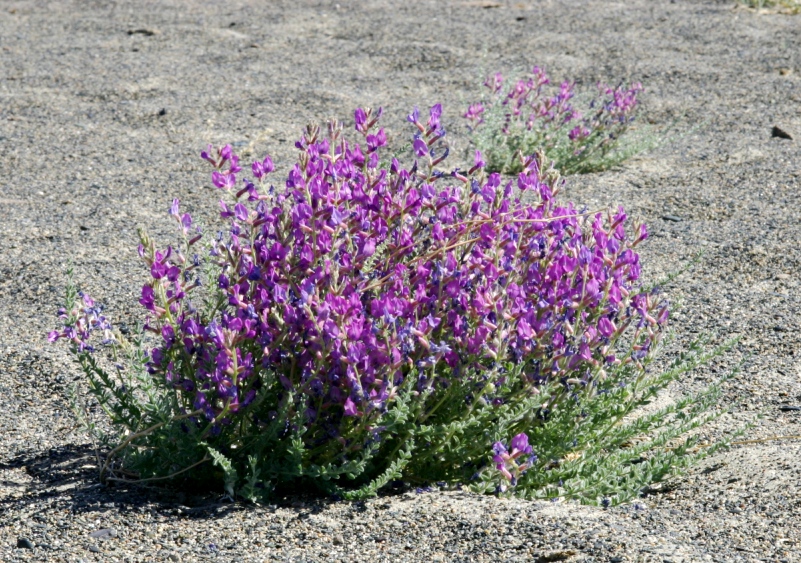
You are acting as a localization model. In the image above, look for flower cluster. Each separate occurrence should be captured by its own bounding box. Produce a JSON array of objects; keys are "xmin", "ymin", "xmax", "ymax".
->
[
  {"xmin": 465, "ymin": 66, "xmax": 644, "ymax": 175},
  {"xmin": 492, "ymin": 433, "xmax": 537, "ymax": 490},
  {"xmin": 50, "ymin": 102, "xmax": 673, "ymax": 499},
  {"xmin": 48, "ymin": 292, "xmax": 113, "ymax": 352},
  {"xmin": 134, "ymin": 103, "xmax": 665, "ymax": 447}
]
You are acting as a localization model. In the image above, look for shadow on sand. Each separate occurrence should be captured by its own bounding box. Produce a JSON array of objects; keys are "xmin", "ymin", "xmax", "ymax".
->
[{"xmin": 0, "ymin": 443, "xmax": 248, "ymax": 519}]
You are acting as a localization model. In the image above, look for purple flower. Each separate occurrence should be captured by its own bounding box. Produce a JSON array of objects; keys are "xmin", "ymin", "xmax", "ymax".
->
[
  {"xmin": 485, "ymin": 72, "xmax": 503, "ymax": 93},
  {"xmin": 413, "ymin": 138, "xmax": 428, "ymax": 158},
  {"xmin": 330, "ymin": 206, "xmax": 348, "ymax": 227},
  {"xmin": 343, "ymin": 397, "xmax": 358, "ymax": 417},
  {"xmin": 634, "ymin": 223, "xmax": 648, "ymax": 245},
  {"xmin": 139, "ymin": 285, "xmax": 156, "ymax": 311},
  {"xmin": 509, "ymin": 433, "xmax": 532, "ymax": 455},
  {"xmin": 517, "ymin": 319, "xmax": 534, "ymax": 340},
  {"xmin": 472, "ymin": 150, "xmax": 485, "ymax": 170},
  {"xmin": 366, "ymin": 129, "xmax": 387, "ymax": 152},
  {"xmin": 492, "ymin": 441, "xmax": 507, "ymax": 456},
  {"xmin": 162, "ymin": 325, "xmax": 175, "ymax": 347},
  {"xmin": 150, "ymin": 261, "xmax": 167, "ymax": 280},
  {"xmin": 234, "ymin": 203, "xmax": 249, "ymax": 222},
  {"xmin": 598, "ymin": 317, "xmax": 616, "ymax": 338},
  {"xmin": 166, "ymin": 266, "xmax": 181, "ymax": 282},
  {"xmin": 568, "ymin": 125, "xmax": 590, "ymax": 141},
  {"xmin": 212, "ymin": 171, "xmax": 236, "ymax": 190},
  {"xmin": 427, "ymin": 103, "xmax": 443, "ymax": 131},
  {"xmin": 219, "ymin": 144, "xmax": 233, "ymax": 162},
  {"xmin": 354, "ymin": 107, "xmax": 368, "ymax": 133},
  {"xmin": 463, "ymin": 103, "xmax": 485, "ymax": 124},
  {"xmin": 200, "ymin": 144, "xmax": 215, "ymax": 164},
  {"xmin": 252, "ymin": 155, "xmax": 274, "ymax": 179}
]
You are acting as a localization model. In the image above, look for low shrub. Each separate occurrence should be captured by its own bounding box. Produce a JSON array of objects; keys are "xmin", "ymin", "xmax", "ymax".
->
[
  {"xmin": 737, "ymin": 0, "xmax": 800, "ymax": 13},
  {"xmin": 51, "ymin": 104, "xmax": 734, "ymax": 505},
  {"xmin": 464, "ymin": 67, "xmax": 660, "ymax": 175}
]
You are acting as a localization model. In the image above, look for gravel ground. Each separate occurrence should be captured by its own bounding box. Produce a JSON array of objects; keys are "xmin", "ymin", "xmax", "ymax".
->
[{"xmin": 1, "ymin": 0, "xmax": 801, "ymax": 561}]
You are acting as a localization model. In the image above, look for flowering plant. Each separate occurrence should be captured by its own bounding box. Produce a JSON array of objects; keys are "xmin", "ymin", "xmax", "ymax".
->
[
  {"xmin": 465, "ymin": 67, "xmax": 655, "ymax": 175},
  {"xmin": 52, "ymin": 104, "xmax": 732, "ymax": 505}
]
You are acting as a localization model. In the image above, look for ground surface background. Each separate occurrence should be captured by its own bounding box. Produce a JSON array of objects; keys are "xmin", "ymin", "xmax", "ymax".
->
[{"xmin": 1, "ymin": 0, "xmax": 801, "ymax": 561}]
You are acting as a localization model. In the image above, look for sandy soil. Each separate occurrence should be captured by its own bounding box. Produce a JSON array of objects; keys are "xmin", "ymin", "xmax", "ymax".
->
[{"xmin": 1, "ymin": 0, "xmax": 800, "ymax": 561}]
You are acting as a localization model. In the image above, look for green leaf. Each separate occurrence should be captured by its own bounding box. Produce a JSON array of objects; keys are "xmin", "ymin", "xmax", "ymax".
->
[{"xmin": 205, "ymin": 445, "xmax": 238, "ymax": 499}]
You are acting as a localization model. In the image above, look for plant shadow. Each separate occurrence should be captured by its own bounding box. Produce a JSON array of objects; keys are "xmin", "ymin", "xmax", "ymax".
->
[
  {"xmin": 0, "ymin": 443, "xmax": 405, "ymax": 520},
  {"xmin": 0, "ymin": 443, "xmax": 248, "ymax": 519}
]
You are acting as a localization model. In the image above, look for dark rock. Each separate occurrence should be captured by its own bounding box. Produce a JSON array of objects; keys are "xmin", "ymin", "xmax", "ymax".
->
[
  {"xmin": 771, "ymin": 126, "xmax": 793, "ymax": 140},
  {"xmin": 16, "ymin": 538, "xmax": 34, "ymax": 549},
  {"xmin": 127, "ymin": 28, "xmax": 158, "ymax": 36}
]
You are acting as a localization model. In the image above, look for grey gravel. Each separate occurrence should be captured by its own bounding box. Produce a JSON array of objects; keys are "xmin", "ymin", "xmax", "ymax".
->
[{"xmin": 1, "ymin": 0, "xmax": 801, "ymax": 561}]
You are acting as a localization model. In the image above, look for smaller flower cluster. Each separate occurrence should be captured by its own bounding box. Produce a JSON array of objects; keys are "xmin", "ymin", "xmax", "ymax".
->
[
  {"xmin": 465, "ymin": 66, "xmax": 644, "ymax": 175},
  {"xmin": 465, "ymin": 67, "xmax": 575, "ymax": 132},
  {"xmin": 202, "ymin": 144, "xmax": 242, "ymax": 191},
  {"xmin": 48, "ymin": 292, "xmax": 113, "ymax": 352},
  {"xmin": 492, "ymin": 433, "xmax": 537, "ymax": 491}
]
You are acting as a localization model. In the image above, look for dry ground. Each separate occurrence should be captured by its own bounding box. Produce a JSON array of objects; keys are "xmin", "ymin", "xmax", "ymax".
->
[{"xmin": 1, "ymin": 0, "xmax": 800, "ymax": 561}]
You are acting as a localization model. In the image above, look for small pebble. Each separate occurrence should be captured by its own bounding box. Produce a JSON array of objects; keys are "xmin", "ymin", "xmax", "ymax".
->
[
  {"xmin": 16, "ymin": 538, "xmax": 34, "ymax": 550},
  {"xmin": 90, "ymin": 528, "xmax": 117, "ymax": 539}
]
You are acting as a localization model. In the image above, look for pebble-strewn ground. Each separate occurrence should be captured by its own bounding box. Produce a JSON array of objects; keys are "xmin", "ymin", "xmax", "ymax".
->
[{"xmin": 1, "ymin": 0, "xmax": 800, "ymax": 561}]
